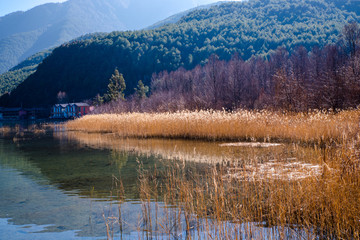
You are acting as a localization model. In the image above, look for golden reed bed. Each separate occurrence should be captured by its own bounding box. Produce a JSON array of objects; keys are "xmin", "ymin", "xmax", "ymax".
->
[
  {"xmin": 64, "ymin": 110, "xmax": 360, "ymax": 239},
  {"xmin": 66, "ymin": 109, "xmax": 360, "ymax": 144}
]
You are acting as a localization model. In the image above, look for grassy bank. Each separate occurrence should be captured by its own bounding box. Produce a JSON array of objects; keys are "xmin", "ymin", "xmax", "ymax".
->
[{"xmin": 66, "ymin": 109, "xmax": 360, "ymax": 144}]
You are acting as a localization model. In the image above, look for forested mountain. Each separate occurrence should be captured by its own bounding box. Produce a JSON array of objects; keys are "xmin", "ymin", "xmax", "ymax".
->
[
  {"xmin": 2, "ymin": 0, "xmax": 360, "ymax": 107},
  {"xmin": 146, "ymin": 2, "xmax": 220, "ymax": 30},
  {"xmin": 0, "ymin": 33, "xmax": 105, "ymax": 96},
  {"xmin": 0, "ymin": 0, "xmax": 205, "ymax": 74},
  {"xmin": 0, "ymin": 50, "xmax": 52, "ymax": 96}
]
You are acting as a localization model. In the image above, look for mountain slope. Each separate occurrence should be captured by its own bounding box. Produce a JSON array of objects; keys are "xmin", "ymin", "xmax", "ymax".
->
[
  {"xmin": 0, "ymin": 50, "xmax": 52, "ymax": 96},
  {"xmin": 146, "ymin": 2, "xmax": 221, "ymax": 30},
  {"xmin": 2, "ymin": 0, "xmax": 360, "ymax": 107},
  {"xmin": 0, "ymin": 0, "xmax": 123, "ymax": 74},
  {"xmin": 0, "ymin": 0, "xmax": 203, "ymax": 74},
  {"xmin": 0, "ymin": 32, "xmax": 105, "ymax": 96}
]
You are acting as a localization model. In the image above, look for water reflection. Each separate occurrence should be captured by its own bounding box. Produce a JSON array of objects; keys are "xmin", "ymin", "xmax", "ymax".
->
[
  {"xmin": 55, "ymin": 131, "xmax": 323, "ymax": 164},
  {"xmin": 0, "ymin": 134, "xmax": 160, "ymax": 239},
  {"xmin": 0, "ymin": 127, "xmax": 323, "ymax": 239},
  {"xmin": 55, "ymin": 130, "xmax": 325, "ymax": 180}
]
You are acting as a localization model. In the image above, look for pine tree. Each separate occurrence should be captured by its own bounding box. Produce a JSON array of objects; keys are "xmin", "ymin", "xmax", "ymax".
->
[
  {"xmin": 93, "ymin": 94, "xmax": 104, "ymax": 106},
  {"xmin": 105, "ymin": 68, "xmax": 126, "ymax": 102},
  {"xmin": 134, "ymin": 80, "xmax": 149, "ymax": 99}
]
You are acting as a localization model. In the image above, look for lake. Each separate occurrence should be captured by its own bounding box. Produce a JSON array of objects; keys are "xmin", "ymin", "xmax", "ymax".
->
[{"xmin": 0, "ymin": 124, "xmax": 323, "ymax": 239}]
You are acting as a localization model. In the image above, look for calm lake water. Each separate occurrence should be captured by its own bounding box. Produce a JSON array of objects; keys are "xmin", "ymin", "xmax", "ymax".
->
[{"xmin": 0, "ymin": 124, "xmax": 320, "ymax": 239}]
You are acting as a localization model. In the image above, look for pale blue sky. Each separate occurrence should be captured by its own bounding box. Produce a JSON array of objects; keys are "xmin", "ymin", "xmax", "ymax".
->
[
  {"xmin": 0, "ymin": 0, "xmax": 239, "ymax": 17},
  {"xmin": 0, "ymin": 0, "xmax": 67, "ymax": 17}
]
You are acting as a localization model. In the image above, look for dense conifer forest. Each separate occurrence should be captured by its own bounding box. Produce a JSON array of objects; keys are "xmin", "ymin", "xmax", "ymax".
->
[
  {"xmin": 0, "ymin": 50, "xmax": 51, "ymax": 95},
  {"xmin": 1, "ymin": 0, "xmax": 359, "ymax": 109}
]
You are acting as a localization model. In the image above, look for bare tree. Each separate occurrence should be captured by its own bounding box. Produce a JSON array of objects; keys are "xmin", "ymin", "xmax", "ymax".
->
[{"xmin": 342, "ymin": 22, "xmax": 360, "ymax": 57}]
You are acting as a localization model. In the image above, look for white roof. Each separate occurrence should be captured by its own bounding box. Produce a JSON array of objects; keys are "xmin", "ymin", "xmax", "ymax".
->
[
  {"xmin": 54, "ymin": 103, "xmax": 90, "ymax": 107},
  {"xmin": 54, "ymin": 104, "xmax": 68, "ymax": 108},
  {"xmin": 71, "ymin": 103, "xmax": 90, "ymax": 107}
]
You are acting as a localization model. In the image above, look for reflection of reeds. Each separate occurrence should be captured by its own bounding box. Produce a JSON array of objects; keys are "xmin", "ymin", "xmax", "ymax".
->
[
  {"xmin": 0, "ymin": 124, "xmax": 49, "ymax": 140},
  {"xmin": 66, "ymin": 109, "xmax": 360, "ymax": 144},
  {"xmin": 56, "ymin": 131, "xmax": 327, "ymax": 180},
  {"xmin": 0, "ymin": 124, "xmax": 50, "ymax": 137},
  {"xmin": 55, "ymin": 130, "xmax": 292, "ymax": 164},
  {"xmin": 60, "ymin": 131, "xmax": 314, "ymax": 164}
]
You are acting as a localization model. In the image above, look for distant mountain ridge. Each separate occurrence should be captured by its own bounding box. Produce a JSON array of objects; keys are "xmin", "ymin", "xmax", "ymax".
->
[
  {"xmin": 146, "ymin": 2, "xmax": 221, "ymax": 30},
  {"xmin": 0, "ymin": 0, "xmax": 205, "ymax": 74},
  {"xmin": 0, "ymin": 32, "xmax": 105, "ymax": 96},
  {"xmin": 0, "ymin": 0, "xmax": 124, "ymax": 74},
  {"xmin": 1, "ymin": 0, "xmax": 360, "ymax": 107}
]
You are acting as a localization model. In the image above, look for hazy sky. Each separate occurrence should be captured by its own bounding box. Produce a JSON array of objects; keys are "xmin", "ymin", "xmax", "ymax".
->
[
  {"xmin": 0, "ymin": 0, "xmax": 236, "ymax": 17},
  {"xmin": 0, "ymin": 0, "xmax": 66, "ymax": 17}
]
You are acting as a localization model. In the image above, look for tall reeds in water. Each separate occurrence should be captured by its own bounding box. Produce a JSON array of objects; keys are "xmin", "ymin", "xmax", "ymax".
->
[
  {"xmin": 68, "ymin": 109, "xmax": 360, "ymax": 239},
  {"xmin": 98, "ymin": 138, "xmax": 360, "ymax": 239},
  {"xmin": 135, "ymin": 140, "xmax": 360, "ymax": 239},
  {"xmin": 66, "ymin": 109, "xmax": 360, "ymax": 144}
]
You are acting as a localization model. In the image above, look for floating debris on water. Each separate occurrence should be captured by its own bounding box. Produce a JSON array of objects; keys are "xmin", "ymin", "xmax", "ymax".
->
[{"xmin": 225, "ymin": 159, "xmax": 329, "ymax": 181}]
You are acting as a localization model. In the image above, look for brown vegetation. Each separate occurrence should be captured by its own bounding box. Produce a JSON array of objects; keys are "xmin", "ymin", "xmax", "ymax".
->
[
  {"xmin": 65, "ymin": 109, "xmax": 360, "ymax": 239},
  {"xmin": 66, "ymin": 109, "xmax": 360, "ymax": 144},
  {"xmin": 136, "ymin": 141, "xmax": 360, "ymax": 239},
  {"xmin": 96, "ymin": 136, "xmax": 360, "ymax": 239},
  {"xmin": 0, "ymin": 124, "xmax": 49, "ymax": 140}
]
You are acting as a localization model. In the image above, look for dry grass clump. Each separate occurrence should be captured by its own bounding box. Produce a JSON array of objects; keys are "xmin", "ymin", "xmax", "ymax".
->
[
  {"xmin": 0, "ymin": 126, "xmax": 12, "ymax": 135},
  {"xmin": 0, "ymin": 124, "xmax": 48, "ymax": 140},
  {"xmin": 66, "ymin": 109, "xmax": 360, "ymax": 144}
]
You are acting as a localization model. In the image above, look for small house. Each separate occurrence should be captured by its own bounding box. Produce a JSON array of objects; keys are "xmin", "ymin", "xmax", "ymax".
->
[
  {"xmin": 51, "ymin": 103, "xmax": 91, "ymax": 119},
  {"xmin": 52, "ymin": 104, "xmax": 68, "ymax": 118},
  {"xmin": 70, "ymin": 103, "xmax": 90, "ymax": 117}
]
